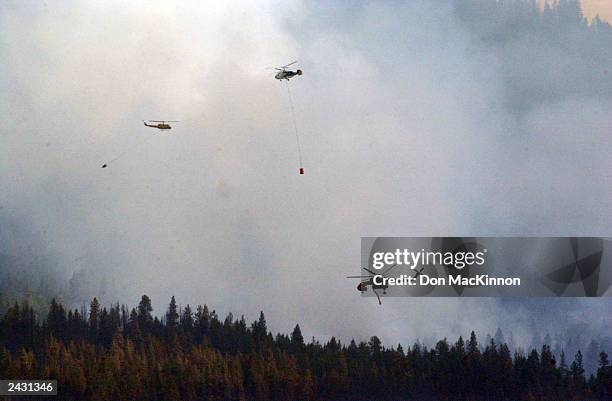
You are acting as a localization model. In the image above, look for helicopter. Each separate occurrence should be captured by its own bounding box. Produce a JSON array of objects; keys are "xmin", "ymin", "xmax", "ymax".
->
[
  {"xmin": 347, "ymin": 264, "xmax": 425, "ymax": 305},
  {"xmin": 100, "ymin": 120, "xmax": 179, "ymax": 168},
  {"xmin": 274, "ymin": 61, "xmax": 303, "ymax": 81},
  {"xmin": 143, "ymin": 120, "xmax": 179, "ymax": 130}
]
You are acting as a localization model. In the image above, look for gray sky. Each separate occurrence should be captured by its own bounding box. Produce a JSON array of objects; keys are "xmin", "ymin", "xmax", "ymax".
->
[{"xmin": 1, "ymin": 0, "xmax": 611, "ymax": 348}]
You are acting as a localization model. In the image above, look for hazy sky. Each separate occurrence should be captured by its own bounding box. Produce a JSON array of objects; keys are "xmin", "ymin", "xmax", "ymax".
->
[{"xmin": 1, "ymin": 0, "xmax": 611, "ymax": 348}]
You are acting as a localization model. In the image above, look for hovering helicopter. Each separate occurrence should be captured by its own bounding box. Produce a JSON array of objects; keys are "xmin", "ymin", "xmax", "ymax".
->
[
  {"xmin": 347, "ymin": 264, "xmax": 425, "ymax": 305},
  {"xmin": 101, "ymin": 120, "xmax": 179, "ymax": 168},
  {"xmin": 274, "ymin": 61, "xmax": 302, "ymax": 81},
  {"xmin": 143, "ymin": 120, "xmax": 179, "ymax": 130}
]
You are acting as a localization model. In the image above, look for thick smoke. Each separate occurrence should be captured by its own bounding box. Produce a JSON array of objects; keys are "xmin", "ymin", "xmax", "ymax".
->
[{"xmin": 1, "ymin": 0, "xmax": 611, "ymax": 357}]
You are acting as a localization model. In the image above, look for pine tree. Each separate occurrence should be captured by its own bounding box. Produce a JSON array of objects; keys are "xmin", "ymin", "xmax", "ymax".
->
[
  {"xmin": 571, "ymin": 350, "xmax": 585, "ymax": 378},
  {"xmin": 180, "ymin": 304, "xmax": 193, "ymax": 331},
  {"xmin": 89, "ymin": 297, "xmax": 100, "ymax": 338},
  {"xmin": 126, "ymin": 308, "xmax": 141, "ymax": 341},
  {"xmin": 166, "ymin": 296, "xmax": 179, "ymax": 329},
  {"xmin": 290, "ymin": 324, "xmax": 304, "ymax": 352},
  {"xmin": 467, "ymin": 331, "xmax": 479, "ymax": 355},
  {"xmin": 252, "ymin": 311, "xmax": 268, "ymax": 351},
  {"xmin": 368, "ymin": 336, "xmax": 382, "ymax": 357},
  {"xmin": 570, "ymin": 349, "xmax": 587, "ymax": 393},
  {"xmin": 595, "ymin": 351, "xmax": 612, "ymax": 400},
  {"xmin": 137, "ymin": 295, "xmax": 153, "ymax": 329}
]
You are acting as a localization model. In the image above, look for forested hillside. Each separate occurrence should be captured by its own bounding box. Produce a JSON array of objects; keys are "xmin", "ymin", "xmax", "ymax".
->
[{"xmin": 1, "ymin": 296, "xmax": 611, "ymax": 401}]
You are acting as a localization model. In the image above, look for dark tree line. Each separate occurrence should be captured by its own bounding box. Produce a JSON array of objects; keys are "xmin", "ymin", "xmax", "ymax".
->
[{"xmin": 1, "ymin": 296, "xmax": 611, "ymax": 401}]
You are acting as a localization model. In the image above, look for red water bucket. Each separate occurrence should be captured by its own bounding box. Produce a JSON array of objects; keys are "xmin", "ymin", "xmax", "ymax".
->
[{"xmin": 299, "ymin": 168, "xmax": 304, "ymax": 175}]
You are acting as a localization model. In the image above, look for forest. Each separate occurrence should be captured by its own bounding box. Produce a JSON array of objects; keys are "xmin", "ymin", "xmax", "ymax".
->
[{"xmin": 1, "ymin": 295, "xmax": 611, "ymax": 401}]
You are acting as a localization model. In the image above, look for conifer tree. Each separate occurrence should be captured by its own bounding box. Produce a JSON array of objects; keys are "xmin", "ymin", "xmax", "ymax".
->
[
  {"xmin": 137, "ymin": 295, "xmax": 153, "ymax": 329},
  {"xmin": 166, "ymin": 296, "xmax": 179, "ymax": 329}
]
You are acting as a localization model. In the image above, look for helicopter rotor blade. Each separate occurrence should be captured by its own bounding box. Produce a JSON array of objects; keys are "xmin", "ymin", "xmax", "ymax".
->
[
  {"xmin": 346, "ymin": 275, "xmax": 372, "ymax": 279},
  {"xmin": 282, "ymin": 61, "xmax": 297, "ymax": 68},
  {"xmin": 362, "ymin": 267, "xmax": 378, "ymax": 276}
]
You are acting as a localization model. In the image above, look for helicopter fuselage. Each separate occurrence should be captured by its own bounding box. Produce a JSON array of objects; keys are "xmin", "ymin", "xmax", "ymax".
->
[
  {"xmin": 357, "ymin": 280, "xmax": 388, "ymax": 293},
  {"xmin": 144, "ymin": 122, "xmax": 172, "ymax": 130},
  {"xmin": 275, "ymin": 69, "xmax": 302, "ymax": 81}
]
